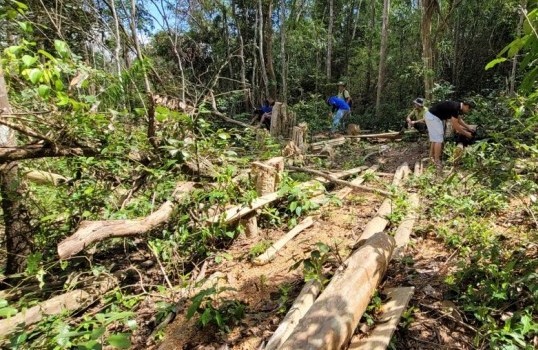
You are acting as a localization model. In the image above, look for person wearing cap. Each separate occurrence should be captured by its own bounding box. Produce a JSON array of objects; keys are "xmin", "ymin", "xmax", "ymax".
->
[
  {"xmin": 326, "ymin": 96, "xmax": 350, "ymax": 133},
  {"xmin": 406, "ymin": 97, "xmax": 427, "ymax": 131},
  {"xmin": 424, "ymin": 100, "xmax": 475, "ymax": 171},
  {"xmin": 337, "ymin": 82, "xmax": 352, "ymax": 108}
]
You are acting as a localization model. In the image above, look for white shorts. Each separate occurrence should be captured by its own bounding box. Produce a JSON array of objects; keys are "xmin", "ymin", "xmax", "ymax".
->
[{"xmin": 424, "ymin": 111, "xmax": 444, "ymax": 143}]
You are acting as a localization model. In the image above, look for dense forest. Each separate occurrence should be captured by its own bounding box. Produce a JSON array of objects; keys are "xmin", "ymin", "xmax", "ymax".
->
[{"xmin": 0, "ymin": 0, "xmax": 537, "ymax": 349}]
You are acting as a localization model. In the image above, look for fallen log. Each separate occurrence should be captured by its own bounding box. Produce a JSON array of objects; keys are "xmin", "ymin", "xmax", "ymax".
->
[
  {"xmin": 23, "ymin": 169, "xmax": 68, "ymax": 185},
  {"xmin": 57, "ymin": 182, "xmax": 196, "ymax": 259},
  {"xmin": 263, "ymin": 280, "xmax": 322, "ymax": 350},
  {"xmin": 209, "ymin": 91, "xmax": 255, "ymax": 130},
  {"xmin": 345, "ymin": 131, "xmax": 401, "ymax": 139},
  {"xmin": 348, "ymin": 287, "xmax": 415, "ymax": 349},
  {"xmin": 0, "ymin": 289, "xmax": 90, "ymax": 337},
  {"xmin": 287, "ymin": 165, "xmax": 391, "ymax": 197},
  {"xmin": 206, "ymin": 166, "xmax": 367, "ymax": 224},
  {"xmin": 279, "ymin": 232, "xmax": 395, "ymax": 350},
  {"xmin": 310, "ymin": 137, "xmax": 346, "ymax": 151},
  {"xmin": 392, "ymin": 193, "xmax": 420, "ymax": 259},
  {"xmin": 252, "ymin": 216, "xmax": 314, "ymax": 265}
]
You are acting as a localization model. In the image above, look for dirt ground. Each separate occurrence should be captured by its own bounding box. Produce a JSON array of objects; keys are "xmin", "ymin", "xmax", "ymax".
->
[{"xmin": 156, "ymin": 137, "xmax": 475, "ymax": 350}]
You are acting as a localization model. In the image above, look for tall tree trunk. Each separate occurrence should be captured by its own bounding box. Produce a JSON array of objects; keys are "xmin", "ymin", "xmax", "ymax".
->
[
  {"xmin": 364, "ymin": 1, "xmax": 375, "ymax": 104},
  {"xmin": 0, "ymin": 69, "xmax": 34, "ymax": 275},
  {"xmin": 351, "ymin": 0, "xmax": 364, "ymax": 41},
  {"xmin": 231, "ymin": 3, "xmax": 249, "ymax": 109},
  {"xmin": 421, "ymin": 0, "xmax": 437, "ymax": 101},
  {"xmin": 258, "ymin": 0, "xmax": 269, "ymax": 98},
  {"xmin": 129, "ymin": 0, "xmax": 156, "ymax": 149},
  {"xmin": 280, "ymin": 0, "xmax": 288, "ymax": 103},
  {"xmin": 263, "ymin": 0, "xmax": 277, "ymax": 98},
  {"xmin": 375, "ymin": 0, "xmax": 390, "ymax": 117},
  {"xmin": 510, "ymin": 0, "xmax": 527, "ymax": 95},
  {"xmin": 326, "ymin": 0, "xmax": 334, "ymax": 81},
  {"xmin": 152, "ymin": 0, "xmax": 187, "ymax": 104}
]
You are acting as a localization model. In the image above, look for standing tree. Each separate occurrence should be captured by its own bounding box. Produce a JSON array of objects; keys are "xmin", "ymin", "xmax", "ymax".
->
[
  {"xmin": 421, "ymin": 0, "xmax": 439, "ymax": 101},
  {"xmin": 375, "ymin": 0, "xmax": 391, "ymax": 117}
]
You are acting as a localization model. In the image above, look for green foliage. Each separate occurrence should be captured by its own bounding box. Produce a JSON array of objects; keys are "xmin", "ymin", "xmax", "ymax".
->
[
  {"xmin": 418, "ymin": 98, "xmax": 538, "ymax": 348},
  {"xmin": 487, "ymin": 3, "xmax": 538, "ymax": 92},
  {"xmin": 361, "ymin": 291, "xmax": 383, "ymax": 327},
  {"xmin": 248, "ymin": 240, "xmax": 272, "ymax": 260},
  {"xmin": 289, "ymin": 242, "xmax": 335, "ymax": 286},
  {"xmin": 278, "ymin": 174, "xmax": 320, "ymax": 227},
  {"xmin": 186, "ymin": 287, "xmax": 246, "ymax": 333},
  {"xmin": 8, "ymin": 291, "xmax": 139, "ymax": 350}
]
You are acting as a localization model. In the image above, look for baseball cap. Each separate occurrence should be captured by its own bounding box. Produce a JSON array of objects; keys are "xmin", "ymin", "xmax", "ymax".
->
[
  {"xmin": 413, "ymin": 97, "xmax": 424, "ymax": 107},
  {"xmin": 337, "ymin": 81, "xmax": 346, "ymax": 86}
]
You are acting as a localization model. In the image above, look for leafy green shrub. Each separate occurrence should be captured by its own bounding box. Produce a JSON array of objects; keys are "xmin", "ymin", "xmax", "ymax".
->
[{"xmin": 186, "ymin": 287, "xmax": 246, "ymax": 333}]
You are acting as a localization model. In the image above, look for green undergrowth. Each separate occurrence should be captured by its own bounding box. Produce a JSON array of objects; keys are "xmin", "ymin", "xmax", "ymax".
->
[{"xmin": 415, "ymin": 134, "xmax": 538, "ymax": 348}]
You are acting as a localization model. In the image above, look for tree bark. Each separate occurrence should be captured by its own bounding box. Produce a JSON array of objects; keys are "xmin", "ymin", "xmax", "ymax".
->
[
  {"xmin": 258, "ymin": 0, "xmax": 270, "ymax": 98},
  {"xmin": 375, "ymin": 0, "xmax": 391, "ymax": 117},
  {"xmin": 421, "ymin": 0, "xmax": 438, "ymax": 101},
  {"xmin": 0, "ymin": 69, "xmax": 35, "ymax": 274},
  {"xmin": 280, "ymin": 0, "xmax": 288, "ymax": 103},
  {"xmin": 263, "ymin": 0, "xmax": 277, "ymax": 98},
  {"xmin": 0, "ymin": 289, "xmax": 91, "ymax": 337},
  {"xmin": 326, "ymin": 0, "xmax": 334, "ymax": 81},
  {"xmin": 279, "ymin": 232, "xmax": 395, "ymax": 350}
]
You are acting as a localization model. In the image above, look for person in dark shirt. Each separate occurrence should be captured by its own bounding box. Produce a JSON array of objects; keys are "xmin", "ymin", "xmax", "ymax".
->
[
  {"xmin": 250, "ymin": 98, "xmax": 275, "ymax": 129},
  {"xmin": 326, "ymin": 96, "xmax": 350, "ymax": 133},
  {"xmin": 424, "ymin": 100, "xmax": 475, "ymax": 171}
]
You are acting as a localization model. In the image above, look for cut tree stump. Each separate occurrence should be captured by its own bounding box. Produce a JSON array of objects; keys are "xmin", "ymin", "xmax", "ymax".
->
[
  {"xmin": 58, "ymin": 182, "xmax": 196, "ymax": 259},
  {"xmin": 278, "ymin": 232, "xmax": 395, "ymax": 350},
  {"xmin": 270, "ymin": 102, "xmax": 296, "ymax": 139},
  {"xmin": 0, "ymin": 289, "xmax": 90, "ymax": 337},
  {"xmin": 252, "ymin": 216, "xmax": 314, "ymax": 265},
  {"xmin": 348, "ymin": 287, "xmax": 415, "ymax": 350},
  {"xmin": 240, "ymin": 158, "xmax": 284, "ymax": 237},
  {"xmin": 292, "ymin": 122, "xmax": 308, "ymax": 153},
  {"xmin": 263, "ymin": 280, "xmax": 322, "ymax": 350}
]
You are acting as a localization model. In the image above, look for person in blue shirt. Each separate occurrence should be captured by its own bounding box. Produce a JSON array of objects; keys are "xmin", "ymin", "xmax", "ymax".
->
[
  {"xmin": 326, "ymin": 96, "xmax": 350, "ymax": 133},
  {"xmin": 250, "ymin": 98, "xmax": 275, "ymax": 129}
]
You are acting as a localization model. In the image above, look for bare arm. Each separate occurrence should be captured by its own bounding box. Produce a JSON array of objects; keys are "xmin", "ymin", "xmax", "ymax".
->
[{"xmin": 450, "ymin": 117, "xmax": 473, "ymax": 138}]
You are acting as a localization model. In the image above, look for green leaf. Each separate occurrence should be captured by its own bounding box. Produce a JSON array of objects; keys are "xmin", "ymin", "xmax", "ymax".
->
[
  {"xmin": 54, "ymin": 40, "xmax": 70, "ymax": 58},
  {"xmin": 200, "ymin": 308, "xmax": 212, "ymax": 326},
  {"xmin": 38, "ymin": 49, "xmax": 56, "ymax": 61},
  {"xmin": 28, "ymin": 68, "xmax": 43, "ymax": 84},
  {"xmin": 90, "ymin": 327, "xmax": 105, "ymax": 340},
  {"xmin": 17, "ymin": 21, "xmax": 32, "ymax": 33},
  {"xmin": 0, "ymin": 306, "xmax": 18, "ymax": 318},
  {"xmin": 37, "ymin": 85, "xmax": 50, "ymax": 98},
  {"xmin": 13, "ymin": 1, "xmax": 28, "ymax": 10},
  {"xmin": 21, "ymin": 55, "xmax": 38, "ymax": 68},
  {"xmin": 54, "ymin": 79, "xmax": 64, "ymax": 90},
  {"xmin": 106, "ymin": 333, "xmax": 131, "ymax": 349},
  {"xmin": 289, "ymin": 201, "xmax": 297, "ymax": 212},
  {"xmin": 484, "ymin": 57, "xmax": 507, "ymax": 70}
]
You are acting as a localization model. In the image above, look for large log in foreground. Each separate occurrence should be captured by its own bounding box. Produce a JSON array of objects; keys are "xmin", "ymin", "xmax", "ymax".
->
[
  {"xmin": 279, "ymin": 232, "xmax": 395, "ymax": 350},
  {"xmin": 58, "ymin": 182, "xmax": 196, "ymax": 259}
]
